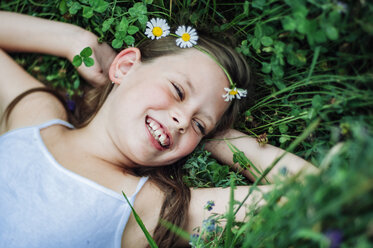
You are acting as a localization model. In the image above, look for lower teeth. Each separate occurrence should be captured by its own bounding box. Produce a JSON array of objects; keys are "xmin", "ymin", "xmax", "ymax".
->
[{"xmin": 147, "ymin": 125, "xmax": 167, "ymax": 147}]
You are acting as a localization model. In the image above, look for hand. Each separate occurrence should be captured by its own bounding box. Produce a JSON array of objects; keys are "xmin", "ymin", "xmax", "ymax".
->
[{"xmin": 69, "ymin": 32, "xmax": 117, "ymax": 87}]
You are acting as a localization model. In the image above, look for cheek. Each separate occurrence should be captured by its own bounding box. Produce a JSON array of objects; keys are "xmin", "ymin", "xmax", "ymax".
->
[
  {"xmin": 142, "ymin": 84, "xmax": 173, "ymax": 108},
  {"xmin": 178, "ymin": 134, "xmax": 201, "ymax": 157}
]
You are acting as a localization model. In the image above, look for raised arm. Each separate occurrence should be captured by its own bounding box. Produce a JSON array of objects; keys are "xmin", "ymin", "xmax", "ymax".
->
[
  {"xmin": 0, "ymin": 11, "xmax": 116, "ymax": 87},
  {"xmin": 205, "ymin": 129, "xmax": 318, "ymax": 182},
  {"xmin": 0, "ymin": 11, "xmax": 115, "ymax": 132}
]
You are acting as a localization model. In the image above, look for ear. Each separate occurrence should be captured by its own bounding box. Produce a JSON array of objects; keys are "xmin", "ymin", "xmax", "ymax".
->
[{"xmin": 109, "ymin": 47, "xmax": 141, "ymax": 84}]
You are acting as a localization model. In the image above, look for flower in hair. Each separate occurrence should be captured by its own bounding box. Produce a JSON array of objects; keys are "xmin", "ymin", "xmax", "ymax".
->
[
  {"xmin": 222, "ymin": 87, "xmax": 247, "ymax": 102},
  {"xmin": 145, "ymin": 18, "xmax": 170, "ymax": 40},
  {"xmin": 143, "ymin": 18, "xmax": 247, "ymax": 102},
  {"xmin": 175, "ymin": 25, "xmax": 198, "ymax": 48}
]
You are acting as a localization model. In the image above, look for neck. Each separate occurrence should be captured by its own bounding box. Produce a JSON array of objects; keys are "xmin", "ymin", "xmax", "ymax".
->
[{"xmin": 67, "ymin": 110, "xmax": 136, "ymax": 170}]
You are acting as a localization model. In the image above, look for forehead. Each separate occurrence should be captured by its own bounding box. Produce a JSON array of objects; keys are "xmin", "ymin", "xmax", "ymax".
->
[{"xmin": 154, "ymin": 49, "xmax": 231, "ymax": 124}]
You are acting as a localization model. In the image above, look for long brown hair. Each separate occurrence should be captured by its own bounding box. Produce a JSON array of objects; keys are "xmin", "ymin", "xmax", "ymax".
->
[{"xmin": 3, "ymin": 34, "xmax": 253, "ymax": 247}]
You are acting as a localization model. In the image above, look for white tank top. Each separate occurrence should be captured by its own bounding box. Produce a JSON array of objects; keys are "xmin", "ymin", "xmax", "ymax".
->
[{"xmin": 0, "ymin": 119, "xmax": 148, "ymax": 248}]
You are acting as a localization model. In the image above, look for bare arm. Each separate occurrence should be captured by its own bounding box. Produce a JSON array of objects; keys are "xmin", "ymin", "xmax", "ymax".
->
[
  {"xmin": 0, "ymin": 11, "xmax": 116, "ymax": 87},
  {"xmin": 128, "ymin": 180, "xmax": 273, "ymax": 248},
  {"xmin": 0, "ymin": 11, "xmax": 116, "ymax": 131},
  {"xmin": 205, "ymin": 129, "xmax": 318, "ymax": 182}
]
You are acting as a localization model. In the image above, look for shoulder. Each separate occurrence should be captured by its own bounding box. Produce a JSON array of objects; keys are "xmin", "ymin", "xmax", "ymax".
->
[
  {"xmin": 0, "ymin": 89, "xmax": 68, "ymax": 134},
  {"xmin": 121, "ymin": 179, "xmax": 165, "ymax": 248}
]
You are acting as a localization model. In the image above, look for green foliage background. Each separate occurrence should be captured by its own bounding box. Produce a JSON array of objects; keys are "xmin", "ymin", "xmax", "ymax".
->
[{"xmin": 1, "ymin": 0, "xmax": 372, "ymax": 247}]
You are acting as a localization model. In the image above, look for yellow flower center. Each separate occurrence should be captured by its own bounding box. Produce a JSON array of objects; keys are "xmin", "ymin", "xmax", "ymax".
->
[
  {"xmin": 181, "ymin": 33, "xmax": 191, "ymax": 42},
  {"xmin": 229, "ymin": 89, "xmax": 238, "ymax": 95},
  {"xmin": 152, "ymin": 27, "xmax": 163, "ymax": 37}
]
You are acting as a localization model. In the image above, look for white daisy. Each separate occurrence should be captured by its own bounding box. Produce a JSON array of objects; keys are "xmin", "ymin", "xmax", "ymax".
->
[
  {"xmin": 175, "ymin": 25, "xmax": 198, "ymax": 48},
  {"xmin": 144, "ymin": 18, "xmax": 170, "ymax": 40},
  {"xmin": 222, "ymin": 87, "xmax": 247, "ymax": 102}
]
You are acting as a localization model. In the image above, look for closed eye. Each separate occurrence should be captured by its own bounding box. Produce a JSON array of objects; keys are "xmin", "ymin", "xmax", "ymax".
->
[
  {"xmin": 172, "ymin": 82, "xmax": 184, "ymax": 100},
  {"xmin": 194, "ymin": 119, "xmax": 206, "ymax": 135}
]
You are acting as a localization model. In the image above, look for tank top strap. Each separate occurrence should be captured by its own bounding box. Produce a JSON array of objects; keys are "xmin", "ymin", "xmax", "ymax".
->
[
  {"xmin": 131, "ymin": 177, "xmax": 149, "ymax": 199},
  {"xmin": 37, "ymin": 119, "xmax": 75, "ymax": 130}
]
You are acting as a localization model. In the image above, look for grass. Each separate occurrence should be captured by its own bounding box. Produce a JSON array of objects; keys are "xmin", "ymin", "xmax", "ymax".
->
[{"xmin": 2, "ymin": 0, "xmax": 373, "ymax": 247}]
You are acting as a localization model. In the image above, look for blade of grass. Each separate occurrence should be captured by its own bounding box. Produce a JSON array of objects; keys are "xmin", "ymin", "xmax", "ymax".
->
[
  {"xmin": 224, "ymin": 175, "xmax": 235, "ymax": 248},
  {"xmin": 122, "ymin": 192, "xmax": 158, "ymax": 248},
  {"xmin": 159, "ymin": 219, "xmax": 190, "ymax": 241}
]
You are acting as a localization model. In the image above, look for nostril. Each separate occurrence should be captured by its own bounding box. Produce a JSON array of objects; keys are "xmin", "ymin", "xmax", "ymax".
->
[{"xmin": 172, "ymin": 117, "xmax": 179, "ymax": 123}]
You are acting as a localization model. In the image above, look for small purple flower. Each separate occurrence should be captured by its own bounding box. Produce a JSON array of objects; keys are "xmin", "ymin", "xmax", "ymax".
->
[
  {"xmin": 66, "ymin": 99, "xmax": 76, "ymax": 112},
  {"xmin": 325, "ymin": 229, "xmax": 343, "ymax": 248},
  {"xmin": 189, "ymin": 233, "xmax": 201, "ymax": 246},
  {"xmin": 203, "ymin": 218, "xmax": 216, "ymax": 233},
  {"xmin": 204, "ymin": 200, "xmax": 215, "ymax": 211}
]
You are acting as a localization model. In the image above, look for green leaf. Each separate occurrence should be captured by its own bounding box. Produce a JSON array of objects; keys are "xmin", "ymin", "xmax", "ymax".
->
[
  {"xmin": 59, "ymin": 0, "xmax": 67, "ymax": 15},
  {"xmin": 117, "ymin": 17, "xmax": 129, "ymax": 32},
  {"xmin": 137, "ymin": 15, "xmax": 148, "ymax": 26},
  {"xmin": 295, "ymin": 14, "xmax": 309, "ymax": 34},
  {"xmin": 72, "ymin": 55, "xmax": 82, "ymax": 67},
  {"xmin": 274, "ymin": 41, "xmax": 285, "ymax": 54},
  {"xmin": 254, "ymin": 23, "xmax": 263, "ymax": 38},
  {"xmin": 83, "ymin": 57, "xmax": 94, "ymax": 67},
  {"xmin": 82, "ymin": 6, "xmax": 93, "ymax": 18},
  {"xmin": 115, "ymin": 30, "xmax": 127, "ymax": 40},
  {"xmin": 112, "ymin": 38, "xmax": 123, "ymax": 49},
  {"xmin": 243, "ymin": 1, "xmax": 249, "ymax": 16},
  {"xmin": 272, "ymin": 64, "xmax": 284, "ymax": 78},
  {"xmin": 68, "ymin": 2, "xmax": 82, "ymax": 15},
  {"xmin": 279, "ymin": 135, "xmax": 290, "ymax": 143},
  {"xmin": 122, "ymin": 192, "xmax": 158, "ymax": 248},
  {"xmin": 314, "ymin": 29, "xmax": 327, "ymax": 43},
  {"xmin": 261, "ymin": 36, "xmax": 273, "ymax": 46},
  {"xmin": 328, "ymin": 10, "xmax": 341, "ymax": 25},
  {"xmin": 264, "ymin": 77, "xmax": 273, "ymax": 85},
  {"xmin": 127, "ymin": 25, "xmax": 139, "ymax": 35},
  {"xmin": 268, "ymin": 126, "xmax": 274, "ymax": 133},
  {"xmin": 261, "ymin": 62, "xmax": 271, "ymax": 74},
  {"xmin": 80, "ymin": 47, "xmax": 92, "ymax": 57},
  {"xmin": 89, "ymin": 0, "xmax": 109, "ymax": 13},
  {"xmin": 325, "ymin": 25, "xmax": 339, "ymax": 40},
  {"xmin": 273, "ymin": 79, "xmax": 286, "ymax": 89},
  {"xmin": 251, "ymin": 37, "xmax": 261, "ymax": 50},
  {"xmin": 73, "ymin": 78, "xmax": 80, "ymax": 89},
  {"xmin": 239, "ymin": 40, "xmax": 250, "ymax": 56},
  {"xmin": 128, "ymin": 2, "xmax": 147, "ymax": 17},
  {"xmin": 312, "ymin": 94, "xmax": 323, "ymax": 110},
  {"xmin": 124, "ymin": 35, "xmax": 135, "ymax": 45},
  {"xmin": 282, "ymin": 16, "xmax": 296, "ymax": 31},
  {"xmin": 279, "ymin": 124, "xmax": 289, "ymax": 134},
  {"xmin": 262, "ymin": 24, "xmax": 275, "ymax": 36},
  {"xmin": 102, "ymin": 17, "xmax": 114, "ymax": 32}
]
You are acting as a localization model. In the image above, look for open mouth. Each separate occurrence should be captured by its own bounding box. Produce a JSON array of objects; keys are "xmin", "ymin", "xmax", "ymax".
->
[{"xmin": 146, "ymin": 116, "xmax": 171, "ymax": 149}]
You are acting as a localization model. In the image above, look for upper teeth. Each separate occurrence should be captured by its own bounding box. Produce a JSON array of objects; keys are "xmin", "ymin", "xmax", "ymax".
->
[{"xmin": 146, "ymin": 118, "xmax": 169, "ymax": 147}]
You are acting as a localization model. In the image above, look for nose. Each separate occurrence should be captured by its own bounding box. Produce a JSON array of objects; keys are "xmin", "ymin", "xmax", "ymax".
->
[{"xmin": 171, "ymin": 109, "xmax": 190, "ymax": 134}]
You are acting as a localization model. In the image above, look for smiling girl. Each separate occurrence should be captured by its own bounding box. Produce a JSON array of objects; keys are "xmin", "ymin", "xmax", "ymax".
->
[{"xmin": 0, "ymin": 11, "xmax": 316, "ymax": 248}]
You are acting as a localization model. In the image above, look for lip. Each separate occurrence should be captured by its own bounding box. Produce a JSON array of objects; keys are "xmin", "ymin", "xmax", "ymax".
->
[{"xmin": 145, "ymin": 116, "xmax": 173, "ymax": 151}]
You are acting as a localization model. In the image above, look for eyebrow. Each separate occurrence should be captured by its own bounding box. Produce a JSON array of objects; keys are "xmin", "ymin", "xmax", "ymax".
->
[
  {"xmin": 181, "ymin": 72, "xmax": 196, "ymax": 96},
  {"xmin": 203, "ymin": 113, "xmax": 215, "ymax": 128}
]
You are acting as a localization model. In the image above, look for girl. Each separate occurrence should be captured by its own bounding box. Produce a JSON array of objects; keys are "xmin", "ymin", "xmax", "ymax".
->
[{"xmin": 0, "ymin": 11, "xmax": 316, "ymax": 248}]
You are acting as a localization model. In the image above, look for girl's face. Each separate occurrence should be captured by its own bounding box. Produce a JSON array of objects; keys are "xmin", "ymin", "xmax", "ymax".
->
[{"xmin": 107, "ymin": 48, "xmax": 230, "ymax": 167}]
